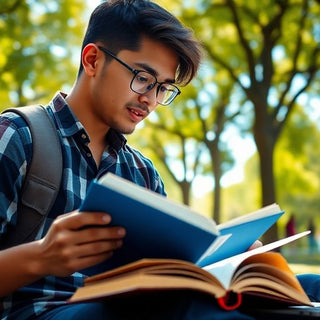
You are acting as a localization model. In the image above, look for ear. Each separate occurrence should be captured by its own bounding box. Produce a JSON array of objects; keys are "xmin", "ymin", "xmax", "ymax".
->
[{"xmin": 81, "ymin": 44, "xmax": 100, "ymax": 77}]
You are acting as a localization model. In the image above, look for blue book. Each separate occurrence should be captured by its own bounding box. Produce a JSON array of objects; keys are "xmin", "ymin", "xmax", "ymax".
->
[
  {"xmin": 196, "ymin": 204, "xmax": 284, "ymax": 266},
  {"xmin": 79, "ymin": 173, "xmax": 283, "ymax": 274}
]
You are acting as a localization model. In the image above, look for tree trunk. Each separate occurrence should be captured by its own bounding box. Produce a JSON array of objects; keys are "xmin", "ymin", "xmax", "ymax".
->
[
  {"xmin": 254, "ymin": 112, "xmax": 278, "ymax": 243},
  {"xmin": 210, "ymin": 144, "xmax": 222, "ymax": 223},
  {"xmin": 181, "ymin": 180, "xmax": 191, "ymax": 206}
]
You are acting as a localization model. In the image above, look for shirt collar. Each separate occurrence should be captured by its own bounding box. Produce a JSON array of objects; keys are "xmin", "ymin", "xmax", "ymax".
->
[{"xmin": 48, "ymin": 92, "xmax": 127, "ymax": 151}]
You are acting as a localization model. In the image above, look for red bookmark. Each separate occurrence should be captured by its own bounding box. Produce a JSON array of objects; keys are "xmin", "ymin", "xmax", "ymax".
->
[{"xmin": 217, "ymin": 292, "xmax": 242, "ymax": 311}]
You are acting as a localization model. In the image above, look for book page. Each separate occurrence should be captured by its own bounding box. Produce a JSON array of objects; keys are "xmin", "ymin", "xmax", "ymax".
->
[
  {"xmin": 70, "ymin": 273, "xmax": 227, "ymax": 304},
  {"xmin": 217, "ymin": 203, "xmax": 282, "ymax": 230},
  {"xmin": 230, "ymin": 253, "xmax": 311, "ymax": 305},
  {"xmin": 203, "ymin": 231, "xmax": 310, "ymax": 289}
]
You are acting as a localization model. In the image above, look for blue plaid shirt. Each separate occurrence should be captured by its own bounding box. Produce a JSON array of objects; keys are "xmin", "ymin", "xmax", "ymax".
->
[{"xmin": 0, "ymin": 92, "xmax": 165, "ymax": 320}]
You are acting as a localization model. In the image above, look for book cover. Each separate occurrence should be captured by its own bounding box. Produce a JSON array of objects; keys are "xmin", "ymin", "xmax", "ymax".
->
[{"xmin": 79, "ymin": 173, "xmax": 218, "ymax": 273}]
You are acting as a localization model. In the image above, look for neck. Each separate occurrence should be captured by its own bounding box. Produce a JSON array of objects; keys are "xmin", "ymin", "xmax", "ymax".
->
[{"xmin": 66, "ymin": 81, "xmax": 109, "ymax": 167}]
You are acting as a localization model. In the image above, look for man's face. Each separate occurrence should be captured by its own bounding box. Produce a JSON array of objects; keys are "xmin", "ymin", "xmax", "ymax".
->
[{"xmin": 90, "ymin": 37, "xmax": 179, "ymax": 134}]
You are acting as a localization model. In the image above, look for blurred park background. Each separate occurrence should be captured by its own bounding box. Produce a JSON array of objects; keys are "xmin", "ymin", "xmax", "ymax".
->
[{"xmin": 1, "ymin": 0, "xmax": 320, "ymax": 272}]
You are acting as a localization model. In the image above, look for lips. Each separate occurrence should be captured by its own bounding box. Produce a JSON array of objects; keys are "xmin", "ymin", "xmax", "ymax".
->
[
  {"xmin": 128, "ymin": 107, "xmax": 144, "ymax": 117},
  {"xmin": 127, "ymin": 105, "xmax": 149, "ymax": 120}
]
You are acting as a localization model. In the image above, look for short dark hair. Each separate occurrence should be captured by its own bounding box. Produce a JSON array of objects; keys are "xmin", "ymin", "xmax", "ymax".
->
[{"xmin": 78, "ymin": 0, "xmax": 202, "ymax": 85}]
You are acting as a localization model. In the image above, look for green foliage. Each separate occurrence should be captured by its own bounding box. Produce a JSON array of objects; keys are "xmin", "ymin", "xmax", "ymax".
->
[
  {"xmin": 275, "ymin": 106, "xmax": 320, "ymax": 226},
  {"xmin": 0, "ymin": 0, "xmax": 87, "ymax": 108}
]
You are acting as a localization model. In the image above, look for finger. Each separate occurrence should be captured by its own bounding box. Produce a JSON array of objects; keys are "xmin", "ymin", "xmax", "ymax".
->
[
  {"xmin": 76, "ymin": 226, "xmax": 126, "ymax": 245},
  {"xmin": 53, "ymin": 211, "xmax": 112, "ymax": 231},
  {"xmin": 72, "ymin": 252, "xmax": 115, "ymax": 272},
  {"xmin": 53, "ymin": 251, "xmax": 115, "ymax": 276},
  {"xmin": 76, "ymin": 239, "xmax": 123, "ymax": 258},
  {"xmin": 248, "ymin": 240, "xmax": 263, "ymax": 250}
]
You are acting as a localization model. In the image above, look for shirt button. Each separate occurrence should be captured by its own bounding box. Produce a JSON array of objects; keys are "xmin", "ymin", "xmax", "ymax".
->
[
  {"xmin": 87, "ymin": 153, "xmax": 92, "ymax": 157},
  {"xmin": 81, "ymin": 133, "xmax": 87, "ymax": 139}
]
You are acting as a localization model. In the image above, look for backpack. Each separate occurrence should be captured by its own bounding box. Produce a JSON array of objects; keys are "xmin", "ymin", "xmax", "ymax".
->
[{"xmin": 0, "ymin": 105, "xmax": 63, "ymax": 249}]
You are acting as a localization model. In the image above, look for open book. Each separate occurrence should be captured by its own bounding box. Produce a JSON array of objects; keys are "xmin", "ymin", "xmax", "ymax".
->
[
  {"xmin": 68, "ymin": 231, "xmax": 312, "ymax": 310},
  {"xmin": 79, "ymin": 173, "xmax": 284, "ymax": 274}
]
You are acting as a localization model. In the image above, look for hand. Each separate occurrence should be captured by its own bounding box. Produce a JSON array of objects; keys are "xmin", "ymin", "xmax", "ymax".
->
[
  {"xmin": 248, "ymin": 240, "xmax": 263, "ymax": 250},
  {"xmin": 34, "ymin": 210, "xmax": 126, "ymax": 277}
]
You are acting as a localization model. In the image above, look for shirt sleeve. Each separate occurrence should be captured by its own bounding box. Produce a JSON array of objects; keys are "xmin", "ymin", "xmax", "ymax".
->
[
  {"xmin": 150, "ymin": 168, "xmax": 166, "ymax": 196},
  {"xmin": 0, "ymin": 113, "xmax": 32, "ymax": 236},
  {"xmin": 118, "ymin": 144, "xmax": 167, "ymax": 197}
]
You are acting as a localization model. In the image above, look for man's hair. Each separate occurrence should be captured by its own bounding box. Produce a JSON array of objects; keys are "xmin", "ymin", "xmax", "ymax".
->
[{"xmin": 78, "ymin": 0, "xmax": 202, "ymax": 85}]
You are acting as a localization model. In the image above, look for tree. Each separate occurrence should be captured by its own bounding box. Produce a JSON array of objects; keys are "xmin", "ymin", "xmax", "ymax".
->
[
  {"xmin": 176, "ymin": 0, "xmax": 320, "ymax": 241},
  {"xmin": 222, "ymin": 105, "xmax": 320, "ymax": 236},
  {"xmin": 0, "ymin": 0, "xmax": 86, "ymax": 108}
]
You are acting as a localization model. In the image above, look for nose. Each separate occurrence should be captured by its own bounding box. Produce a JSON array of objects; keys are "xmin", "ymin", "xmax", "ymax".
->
[{"xmin": 137, "ymin": 87, "xmax": 159, "ymax": 110}]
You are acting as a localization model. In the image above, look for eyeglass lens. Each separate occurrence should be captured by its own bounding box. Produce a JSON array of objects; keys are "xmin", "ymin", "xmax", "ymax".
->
[{"xmin": 131, "ymin": 71, "xmax": 179, "ymax": 105}]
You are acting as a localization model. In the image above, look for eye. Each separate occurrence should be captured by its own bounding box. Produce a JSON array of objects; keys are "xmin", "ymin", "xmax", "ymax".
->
[
  {"xmin": 159, "ymin": 85, "xmax": 168, "ymax": 93},
  {"xmin": 136, "ymin": 74, "xmax": 149, "ymax": 83},
  {"xmin": 146, "ymin": 83, "xmax": 155, "ymax": 90}
]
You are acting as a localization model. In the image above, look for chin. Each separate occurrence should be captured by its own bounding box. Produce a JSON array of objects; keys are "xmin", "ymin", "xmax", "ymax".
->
[
  {"xmin": 118, "ymin": 127, "xmax": 135, "ymax": 135},
  {"xmin": 112, "ymin": 120, "xmax": 137, "ymax": 135}
]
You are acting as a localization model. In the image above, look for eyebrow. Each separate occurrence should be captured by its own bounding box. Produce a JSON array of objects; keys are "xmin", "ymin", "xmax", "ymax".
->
[{"xmin": 135, "ymin": 62, "xmax": 176, "ymax": 84}]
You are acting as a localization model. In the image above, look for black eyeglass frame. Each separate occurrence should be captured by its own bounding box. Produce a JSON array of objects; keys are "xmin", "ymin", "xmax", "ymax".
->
[{"xmin": 97, "ymin": 46, "xmax": 181, "ymax": 106}]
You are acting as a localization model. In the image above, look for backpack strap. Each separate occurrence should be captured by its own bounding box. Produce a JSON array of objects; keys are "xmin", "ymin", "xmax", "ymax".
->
[{"xmin": 0, "ymin": 105, "xmax": 63, "ymax": 249}]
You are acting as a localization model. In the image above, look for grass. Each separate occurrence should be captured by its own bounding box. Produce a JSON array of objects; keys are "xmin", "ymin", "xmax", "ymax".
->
[
  {"xmin": 289, "ymin": 263, "xmax": 320, "ymax": 274},
  {"xmin": 281, "ymin": 247, "xmax": 320, "ymax": 274}
]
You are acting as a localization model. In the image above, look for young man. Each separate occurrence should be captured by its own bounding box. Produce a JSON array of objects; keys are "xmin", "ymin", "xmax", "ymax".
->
[{"xmin": 0, "ymin": 1, "xmax": 319, "ymax": 319}]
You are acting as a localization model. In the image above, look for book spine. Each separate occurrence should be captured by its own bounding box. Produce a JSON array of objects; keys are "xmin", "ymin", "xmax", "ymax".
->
[{"xmin": 216, "ymin": 292, "xmax": 242, "ymax": 311}]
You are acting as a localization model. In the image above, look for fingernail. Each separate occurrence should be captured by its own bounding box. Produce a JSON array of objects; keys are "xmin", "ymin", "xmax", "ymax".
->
[
  {"xmin": 102, "ymin": 215, "xmax": 111, "ymax": 223},
  {"xmin": 118, "ymin": 228, "xmax": 126, "ymax": 236}
]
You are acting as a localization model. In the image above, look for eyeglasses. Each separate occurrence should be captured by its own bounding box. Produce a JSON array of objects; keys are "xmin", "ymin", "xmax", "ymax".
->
[{"xmin": 98, "ymin": 46, "xmax": 180, "ymax": 106}]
